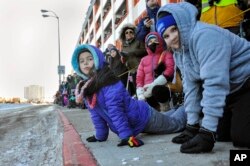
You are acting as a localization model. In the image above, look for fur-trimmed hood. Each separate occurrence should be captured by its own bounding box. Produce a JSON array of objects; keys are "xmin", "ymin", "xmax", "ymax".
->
[
  {"xmin": 71, "ymin": 44, "xmax": 106, "ymax": 80},
  {"xmin": 119, "ymin": 23, "xmax": 137, "ymax": 41}
]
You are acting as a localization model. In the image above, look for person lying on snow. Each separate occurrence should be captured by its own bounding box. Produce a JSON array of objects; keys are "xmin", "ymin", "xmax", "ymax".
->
[{"xmin": 72, "ymin": 44, "xmax": 187, "ymax": 147}]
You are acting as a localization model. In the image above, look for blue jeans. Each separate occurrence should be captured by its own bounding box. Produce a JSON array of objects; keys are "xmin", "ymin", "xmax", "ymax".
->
[{"xmin": 143, "ymin": 105, "xmax": 187, "ymax": 134}]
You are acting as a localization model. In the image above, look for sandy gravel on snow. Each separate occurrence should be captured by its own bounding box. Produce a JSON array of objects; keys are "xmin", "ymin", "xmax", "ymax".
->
[{"xmin": 0, "ymin": 105, "xmax": 63, "ymax": 166}]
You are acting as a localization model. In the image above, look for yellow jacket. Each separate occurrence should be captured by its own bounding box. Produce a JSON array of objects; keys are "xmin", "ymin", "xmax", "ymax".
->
[{"xmin": 200, "ymin": 0, "xmax": 243, "ymax": 28}]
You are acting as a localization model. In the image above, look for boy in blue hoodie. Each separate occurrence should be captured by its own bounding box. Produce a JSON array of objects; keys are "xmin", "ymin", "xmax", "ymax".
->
[{"xmin": 156, "ymin": 2, "xmax": 250, "ymax": 153}]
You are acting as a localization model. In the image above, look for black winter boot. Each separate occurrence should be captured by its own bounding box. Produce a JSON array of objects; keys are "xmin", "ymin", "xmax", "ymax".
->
[
  {"xmin": 180, "ymin": 127, "xmax": 216, "ymax": 153},
  {"xmin": 172, "ymin": 124, "xmax": 200, "ymax": 144}
]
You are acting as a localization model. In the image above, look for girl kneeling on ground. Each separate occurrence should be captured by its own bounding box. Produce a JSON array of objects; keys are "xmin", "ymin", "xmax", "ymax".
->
[{"xmin": 72, "ymin": 44, "xmax": 186, "ymax": 147}]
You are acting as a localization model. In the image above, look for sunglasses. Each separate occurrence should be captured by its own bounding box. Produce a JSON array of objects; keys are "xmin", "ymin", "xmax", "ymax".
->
[{"xmin": 125, "ymin": 30, "xmax": 134, "ymax": 35}]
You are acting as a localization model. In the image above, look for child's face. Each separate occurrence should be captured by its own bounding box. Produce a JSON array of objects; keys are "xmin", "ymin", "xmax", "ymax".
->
[
  {"xmin": 110, "ymin": 50, "xmax": 117, "ymax": 58},
  {"xmin": 147, "ymin": 37, "xmax": 159, "ymax": 46},
  {"xmin": 79, "ymin": 52, "xmax": 94, "ymax": 76},
  {"xmin": 162, "ymin": 25, "xmax": 180, "ymax": 49}
]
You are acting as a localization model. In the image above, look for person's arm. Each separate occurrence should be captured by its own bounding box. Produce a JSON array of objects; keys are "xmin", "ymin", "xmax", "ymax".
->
[
  {"xmin": 135, "ymin": 41, "xmax": 148, "ymax": 57},
  {"xmin": 136, "ymin": 59, "xmax": 146, "ymax": 88},
  {"xmin": 136, "ymin": 59, "xmax": 146, "ymax": 100},
  {"xmin": 103, "ymin": 82, "xmax": 144, "ymax": 147},
  {"xmin": 127, "ymin": 41, "xmax": 147, "ymax": 58},
  {"xmin": 103, "ymin": 82, "xmax": 133, "ymax": 139},
  {"xmin": 89, "ymin": 107, "xmax": 109, "ymax": 141},
  {"xmin": 187, "ymin": 29, "xmax": 231, "ymax": 130},
  {"xmin": 163, "ymin": 51, "xmax": 175, "ymax": 79},
  {"xmin": 136, "ymin": 18, "xmax": 151, "ymax": 42}
]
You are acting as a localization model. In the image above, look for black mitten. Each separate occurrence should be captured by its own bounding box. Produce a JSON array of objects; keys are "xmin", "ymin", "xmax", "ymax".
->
[
  {"xmin": 180, "ymin": 127, "xmax": 216, "ymax": 153},
  {"xmin": 117, "ymin": 136, "xmax": 144, "ymax": 147},
  {"xmin": 154, "ymin": 62, "xmax": 166, "ymax": 78},
  {"xmin": 86, "ymin": 135, "xmax": 98, "ymax": 142},
  {"xmin": 172, "ymin": 124, "xmax": 200, "ymax": 144}
]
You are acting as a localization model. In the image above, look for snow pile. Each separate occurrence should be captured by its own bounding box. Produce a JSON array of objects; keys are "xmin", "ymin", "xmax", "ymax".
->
[{"xmin": 0, "ymin": 105, "xmax": 63, "ymax": 166}]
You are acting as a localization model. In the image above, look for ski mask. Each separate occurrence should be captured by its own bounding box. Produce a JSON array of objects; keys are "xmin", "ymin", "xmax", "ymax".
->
[
  {"xmin": 148, "ymin": 42, "xmax": 158, "ymax": 53},
  {"xmin": 146, "ymin": 34, "xmax": 159, "ymax": 53}
]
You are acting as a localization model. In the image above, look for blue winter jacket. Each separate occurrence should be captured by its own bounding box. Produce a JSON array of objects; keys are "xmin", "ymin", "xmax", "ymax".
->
[
  {"xmin": 157, "ymin": 2, "xmax": 250, "ymax": 131},
  {"xmin": 136, "ymin": 5, "xmax": 160, "ymax": 42},
  {"xmin": 86, "ymin": 81, "xmax": 151, "ymax": 141}
]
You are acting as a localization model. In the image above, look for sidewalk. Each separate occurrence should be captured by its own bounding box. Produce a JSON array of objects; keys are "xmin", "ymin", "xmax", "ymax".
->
[{"xmin": 60, "ymin": 108, "xmax": 237, "ymax": 166}]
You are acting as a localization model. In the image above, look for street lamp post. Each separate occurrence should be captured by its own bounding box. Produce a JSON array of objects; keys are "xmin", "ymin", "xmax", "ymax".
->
[{"xmin": 41, "ymin": 9, "xmax": 64, "ymax": 86}]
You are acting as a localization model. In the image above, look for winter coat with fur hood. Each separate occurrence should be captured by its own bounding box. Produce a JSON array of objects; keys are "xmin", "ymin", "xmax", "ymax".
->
[{"xmin": 120, "ymin": 23, "xmax": 147, "ymax": 71}]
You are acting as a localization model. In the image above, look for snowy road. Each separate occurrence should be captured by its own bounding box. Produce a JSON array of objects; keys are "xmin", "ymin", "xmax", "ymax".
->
[{"xmin": 0, "ymin": 105, "xmax": 63, "ymax": 166}]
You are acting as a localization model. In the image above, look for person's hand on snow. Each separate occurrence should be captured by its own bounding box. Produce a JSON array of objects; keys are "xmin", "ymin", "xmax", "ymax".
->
[
  {"xmin": 86, "ymin": 135, "xmax": 106, "ymax": 142},
  {"xmin": 117, "ymin": 136, "xmax": 144, "ymax": 147}
]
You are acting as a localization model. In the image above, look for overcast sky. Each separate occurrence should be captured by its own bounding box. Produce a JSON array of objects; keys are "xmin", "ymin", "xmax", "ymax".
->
[{"xmin": 0, "ymin": 0, "xmax": 90, "ymax": 100}]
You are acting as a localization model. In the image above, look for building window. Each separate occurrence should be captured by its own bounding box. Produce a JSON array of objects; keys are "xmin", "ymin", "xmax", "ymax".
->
[
  {"xmin": 114, "ymin": 1, "xmax": 128, "ymax": 28},
  {"xmin": 94, "ymin": 0, "xmax": 100, "ymax": 14},
  {"xmin": 134, "ymin": 10, "xmax": 147, "ymax": 25},
  {"xmin": 103, "ymin": 0, "xmax": 111, "ymax": 20},
  {"xmin": 95, "ymin": 16, "xmax": 101, "ymax": 32},
  {"xmin": 104, "ymin": 21, "xmax": 112, "ymax": 42},
  {"xmin": 168, "ymin": 0, "xmax": 182, "ymax": 3},
  {"xmin": 133, "ymin": 0, "xmax": 140, "ymax": 6},
  {"xmin": 96, "ymin": 37, "xmax": 101, "ymax": 48},
  {"xmin": 90, "ymin": 31, "xmax": 94, "ymax": 42}
]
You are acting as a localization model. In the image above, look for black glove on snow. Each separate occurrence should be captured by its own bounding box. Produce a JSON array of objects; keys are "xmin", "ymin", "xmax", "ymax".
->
[
  {"xmin": 86, "ymin": 135, "xmax": 98, "ymax": 142},
  {"xmin": 180, "ymin": 127, "xmax": 216, "ymax": 153},
  {"xmin": 117, "ymin": 136, "xmax": 144, "ymax": 147},
  {"xmin": 172, "ymin": 124, "xmax": 200, "ymax": 144}
]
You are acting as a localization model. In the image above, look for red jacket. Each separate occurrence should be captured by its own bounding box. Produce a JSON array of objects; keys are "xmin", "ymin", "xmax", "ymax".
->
[{"xmin": 136, "ymin": 32, "xmax": 174, "ymax": 87}]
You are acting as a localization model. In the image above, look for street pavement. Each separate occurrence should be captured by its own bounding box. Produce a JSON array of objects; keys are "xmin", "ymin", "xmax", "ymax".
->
[{"xmin": 61, "ymin": 107, "xmax": 239, "ymax": 166}]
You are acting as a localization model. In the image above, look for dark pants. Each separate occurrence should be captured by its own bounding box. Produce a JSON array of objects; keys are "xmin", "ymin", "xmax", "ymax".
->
[
  {"xmin": 217, "ymin": 78, "xmax": 250, "ymax": 148},
  {"xmin": 226, "ymin": 26, "xmax": 240, "ymax": 35}
]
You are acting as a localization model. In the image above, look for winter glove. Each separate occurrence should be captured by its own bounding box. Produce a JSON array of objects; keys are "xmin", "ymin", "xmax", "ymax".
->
[
  {"xmin": 154, "ymin": 62, "xmax": 166, "ymax": 78},
  {"xmin": 86, "ymin": 135, "xmax": 98, "ymax": 142},
  {"xmin": 180, "ymin": 127, "xmax": 216, "ymax": 153},
  {"xmin": 143, "ymin": 75, "xmax": 167, "ymax": 98},
  {"xmin": 75, "ymin": 81, "xmax": 84, "ymax": 104},
  {"xmin": 75, "ymin": 79, "xmax": 92, "ymax": 104},
  {"xmin": 117, "ymin": 136, "xmax": 144, "ymax": 147},
  {"xmin": 172, "ymin": 124, "xmax": 200, "ymax": 144},
  {"xmin": 86, "ymin": 135, "xmax": 107, "ymax": 142},
  {"xmin": 136, "ymin": 87, "xmax": 145, "ymax": 100}
]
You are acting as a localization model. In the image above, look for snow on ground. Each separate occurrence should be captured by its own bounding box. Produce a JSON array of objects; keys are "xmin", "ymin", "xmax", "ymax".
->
[
  {"xmin": 0, "ymin": 105, "xmax": 63, "ymax": 166},
  {"xmin": 0, "ymin": 103, "xmax": 32, "ymax": 111}
]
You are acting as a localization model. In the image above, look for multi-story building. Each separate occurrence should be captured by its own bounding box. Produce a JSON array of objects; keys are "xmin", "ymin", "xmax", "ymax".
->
[
  {"xmin": 24, "ymin": 85, "xmax": 45, "ymax": 103},
  {"xmin": 77, "ymin": 0, "xmax": 182, "ymax": 51}
]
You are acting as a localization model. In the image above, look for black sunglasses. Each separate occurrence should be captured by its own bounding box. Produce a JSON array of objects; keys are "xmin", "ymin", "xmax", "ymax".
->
[{"xmin": 125, "ymin": 30, "xmax": 134, "ymax": 34}]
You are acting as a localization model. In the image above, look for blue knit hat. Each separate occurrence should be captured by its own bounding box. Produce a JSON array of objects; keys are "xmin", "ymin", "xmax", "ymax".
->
[
  {"xmin": 156, "ymin": 14, "xmax": 176, "ymax": 37},
  {"xmin": 71, "ymin": 44, "xmax": 106, "ymax": 80},
  {"xmin": 145, "ymin": 34, "xmax": 158, "ymax": 46}
]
